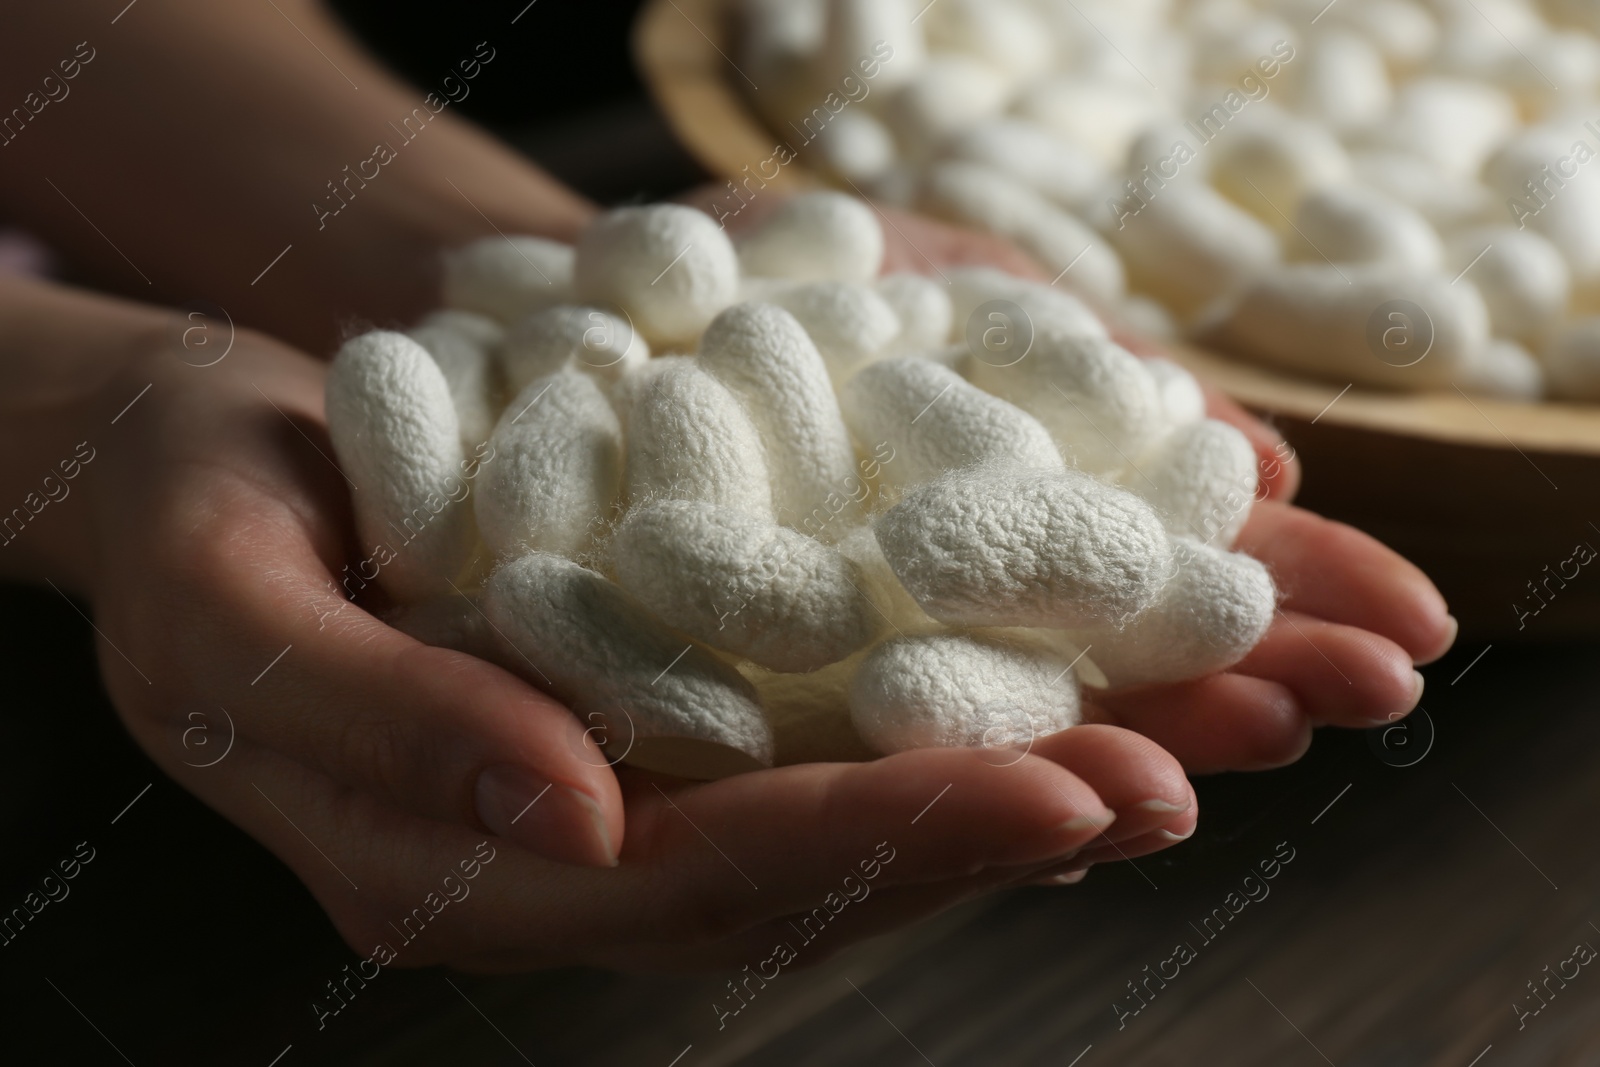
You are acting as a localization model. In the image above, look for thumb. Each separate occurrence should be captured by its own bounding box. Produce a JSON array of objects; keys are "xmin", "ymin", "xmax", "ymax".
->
[{"xmin": 128, "ymin": 524, "xmax": 624, "ymax": 868}]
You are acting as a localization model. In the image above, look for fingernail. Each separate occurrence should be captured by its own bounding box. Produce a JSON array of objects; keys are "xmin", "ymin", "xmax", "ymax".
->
[
  {"xmin": 1059, "ymin": 809, "xmax": 1116, "ymax": 836},
  {"xmin": 1043, "ymin": 869, "xmax": 1088, "ymax": 885},
  {"xmin": 1134, "ymin": 797, "xmax": 1191, "ymax": 815},
  {"xmin": 1158, "ymin": 825, "xmax": 1196, "ymax": 842},
  {"xmin": 1441, "ymin": 614, "xmax": 1460, "ymax": 651},
  {"xmin": 476, "ymin": 765, "xmax": 616, "ymax": 868},
  {"xmin": 1370, "ymin": 671, "xmax": 1427, "ymax": 727}
]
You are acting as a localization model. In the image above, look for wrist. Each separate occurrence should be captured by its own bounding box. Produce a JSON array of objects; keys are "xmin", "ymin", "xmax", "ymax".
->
[
  {"xmin": 0, "ymin": 279, "xmax": 170, "ymax": 597},
  {"xmin": 0, "ymin": 384, "xmax": 117, "ymax": 599}
]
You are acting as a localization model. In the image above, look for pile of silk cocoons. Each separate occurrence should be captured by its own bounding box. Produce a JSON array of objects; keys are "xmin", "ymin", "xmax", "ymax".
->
[
  {"xmin": 324, "ymin": 194, "xmax": 1277, "ymax": 780},
  {"xmin": 737, "ymin": 0, "xmax": 1600, "ymax": 401}
]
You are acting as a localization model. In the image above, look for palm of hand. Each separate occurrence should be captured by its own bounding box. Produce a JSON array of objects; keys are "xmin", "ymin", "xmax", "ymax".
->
[{"xmin": 78, "ymin": 260, "xmax": 1448, "ymax": 970}]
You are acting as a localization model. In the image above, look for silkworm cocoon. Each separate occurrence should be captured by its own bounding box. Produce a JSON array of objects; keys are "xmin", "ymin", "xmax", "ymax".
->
[
  {"xmin": 1143, "ymin": 357, "xmax": 1208, "ymax": 428},
  {"xmin": 1113, "ymin": 294, "xmax": 1181, "ymax": 344},
  {"xmin": 500, "ymin": 304, "xmax": 649, "ymax": 395},
  {"xmin": 737, "ymin": 276, "xmax": 801, "ymax": 304},
  {"xmin": 914, "ymin": 342, "xmax": 971, "ymax": 373},
  {"xmin": 736, "ymin": 192, "xmax": 884, "ymax": 284},
  {"xmin": 1431, "ymin": 1, "xmax": 1545, "ymax": 77},
  {"xmin": 1287, "ymin": 186, "xmax": 1444, "ymax": 274},
  {"xmin": 475, "ymin": 370, "xmax": 622, "ymax": 561},
  {"xmin": 808, "ymin": 109, "xmax": 898, "ymax": 184},
  {"xmin": 1018, "ymin": 215, "xmax": 1126, "ymax": 308},
  {"xmin": 1091, "ymin": 25, "xmax": 1194, "ymax": 100},
  {"xmin": 1540, "ymin": 318, "xmax": 1600, "ymax": 400},
  {"xmin": 610, "ymin": 354, "xmax": 692, "ymax": 427},
  {"xmin": 841, "ymin": 358, "xmax": 1063, "ymax": 489},
  {"xmin": 610, "ymin": 499, "xmax": 879, "ymax": 673},
  {"xmin": 1455, "ymin": 338, "xmax": 1545, "ymax": 400},
  {"xmin": 1125, "ymin": 114, "xmax": 1213, "ymax": 183},
  {"xmin": 1189, "ymin": 14, "xmax": 1296, "ymax": 83},
  {"xmin": 1349, "ymin": 150, "xmax": 1495, "ymax": 232},
  {"xmin": 442, "ymin": 236, "xmax": 574, "ymax": 324},
  {"xmin": 1288, "ymin": 29, "xmax": 1392, "ymax": 133},
  {"xmin": 1200, "ymin": 264, "xmax": 1488, "ymax": 390},
  {"xmin": 574, "ymin": 205, "xmax": 739, "ymax": 347},
  {"xmin": 697, "ymin": 302, "xmax": 862, "ymax": 533},
  {"xmin": 324, "ymin": 331, "xmax": 472, "ymax": 601},
  {"xmin": 767, "ymin": 282, "xmax": 902, "ymax": 383},
  {"xmin": 483, "ymin": 552, "xmax": 774, "ymax": 777},
  {"xmin": 876, "ymin": 272, "xmax": 953, "ymax": 354},
  {"xmin": 837, "ymin": 524, "xmax": 940, "ymax": 634},
  {"xmin": 1176, "ymin": 0, "xmax": 1255, "ymax": 39},
  {"xmin": 820, "ymin": 0, "xmax": 925, "ymax": 91},
  {"xmin": 1071, "ymin": 538, "xmax": 1275, "ymax": 688},
  {"xmin": 942, "ymin": 119, "xmax": 1108, "ymax": 213},
  {"xmin": 848, "ymin": 633, "xmax": 1082, "ymax": 754},
  {"xmin": 874, "ymin": 463, "xmax": 1174, "ymax": 629},
  {"xmin": 945, "ymin": 267, "xmax": 1109, "ymax": 341},
  {"xmin": 624, "ymin": 360, "xmax": 774, "ymax": 519},
  {"xmin": 1104, "ymin": 182, "xmax": 1280, "ymax": 321},
  {"xmin": 1493, "ymin": 31, "xmax": 1600, "ymax": 110},
  {"xmin": 739, "ymin": 0, "xmax": 824, "ymax": 71},
  {"xmin": 407, "ymin": 316, "xmax": 500, "ymax": 450},
  {"xmin": 1075, "ymin": 0, "xmax": 1167, "ymax": 36},
  {"xmin": 1326, "ymin": 0, "xmax": 1437, "ymax": 68},
  {"xmin": 1014, "ymin": 75, "xmax": 1166, "ymax": 167},
  {"xmin": 1370, "ymin": 77, "xmax": 1519, "ymax": 177},
  {"xmin": 417, "ymin": 309, "xmax": 506, "ymax": 351},
  {"xmin": 923, "ymin": 0, "xmax": 1055, "ymax": 84},
  {"xmin": 880, "ymin": 56, "xmax": 1011, "ymax": 159},
  {"xmin": 863, "ymin": 161, "xmax": 921, "ymax": 209},
  {"xmin": 1483, "ymin": 130, "xmax": 1600, "ymax": 284},
  {"xmin": 920, "ymin": 161, "xmax": 1125, "ymax": 304},
  {"xmin": 1208, "ymin": 118, "xmax": 1352, "ymax": 227},
  {"xmin": 966, "ymin": 326, "xmax": 1166, "ymax": 475},
  {"xmin": 1444, "ymin": 228, "xmax": 1571, "ymax": 343},
  {"xmin": 989, "ymin": 625, "xmax": 1109, "ymax": 688},
  {"xmin": 1129, "ymin": 418, "xmax": 1258, "ymax": 546}
]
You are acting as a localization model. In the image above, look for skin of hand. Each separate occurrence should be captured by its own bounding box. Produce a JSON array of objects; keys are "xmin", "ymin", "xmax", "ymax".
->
[
  {"xmin": 0, "ymin": 0, "xmax": 595, "ymax": 354},
  {"xmin": 0, "ymin": 264, "xmax": 1451, "ymax": 969},
  {"xmin": 34, "ymin": 287, "xmax": 1192, "ymax": 970}
]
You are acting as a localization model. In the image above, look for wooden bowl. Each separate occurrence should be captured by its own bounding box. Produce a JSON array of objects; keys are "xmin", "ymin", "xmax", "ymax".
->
[{"xmin": 634, "ymin": 0, "xmax": 1600, "ymax": 639}]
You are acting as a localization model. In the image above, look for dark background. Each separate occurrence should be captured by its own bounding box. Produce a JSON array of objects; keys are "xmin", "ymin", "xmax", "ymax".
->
[{"xmin": 326, "ymin": 0, "xmax": 707, "ymax": 204}]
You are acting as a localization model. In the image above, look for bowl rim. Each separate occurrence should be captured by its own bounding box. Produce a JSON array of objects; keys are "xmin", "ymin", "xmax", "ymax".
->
[{"xmin": 634, "ymin": 0, "xmax": 819, "ymax": 196}]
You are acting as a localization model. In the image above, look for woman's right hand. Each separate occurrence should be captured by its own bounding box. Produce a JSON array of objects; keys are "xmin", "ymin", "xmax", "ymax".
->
[{"xmin": 73, "ymin": 314, "xmax": 1197, "ymax": 971}]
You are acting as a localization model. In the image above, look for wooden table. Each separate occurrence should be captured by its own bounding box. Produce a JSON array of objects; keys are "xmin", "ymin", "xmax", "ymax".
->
[{"xmin": 357, "ymin": 642, "xmax": 1600, "ymax": 1067}]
